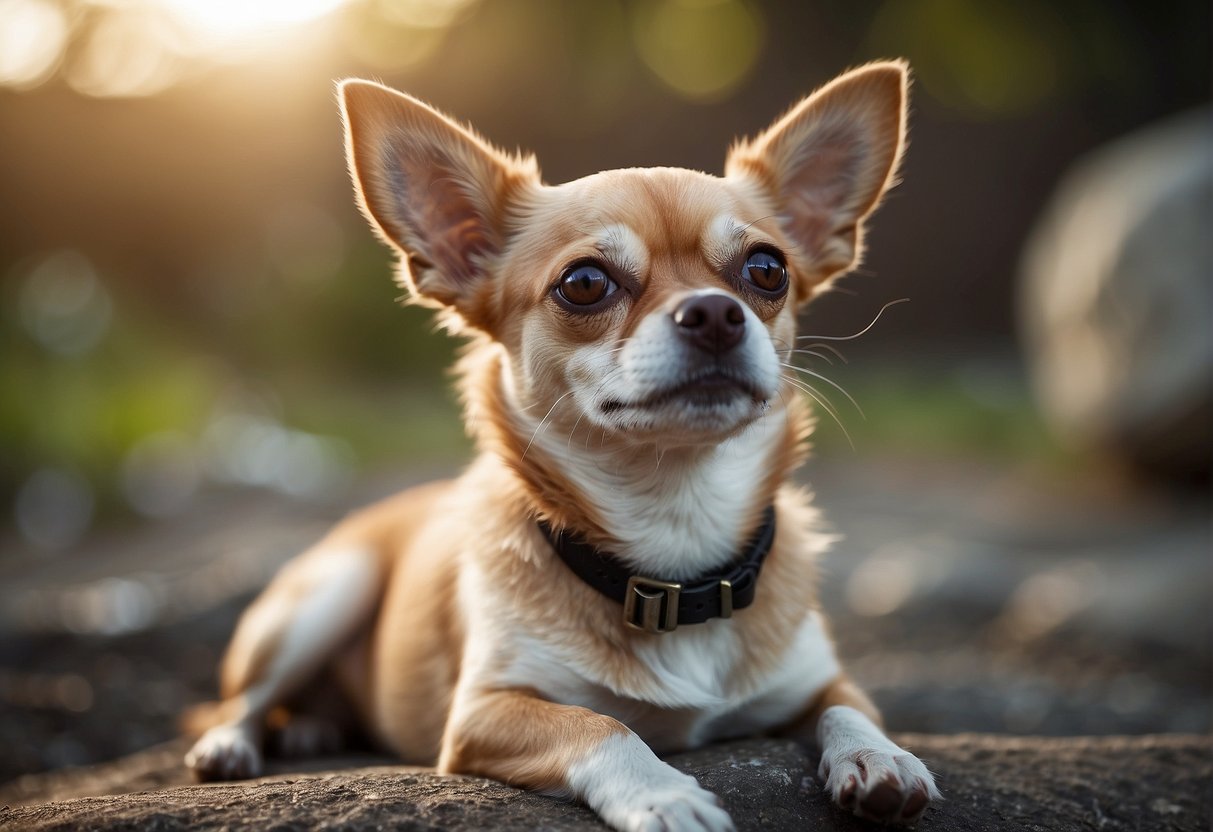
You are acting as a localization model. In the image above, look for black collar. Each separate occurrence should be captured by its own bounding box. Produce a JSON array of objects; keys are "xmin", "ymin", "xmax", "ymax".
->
[{"xmin": 537, "ymin": 505, "xmax": 777, "ymax": 634}]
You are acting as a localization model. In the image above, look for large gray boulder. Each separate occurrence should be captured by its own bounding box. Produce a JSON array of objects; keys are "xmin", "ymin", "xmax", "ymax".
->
[{"xmin": 1019, "ymin": 109, "xmax": 1212, "ymax": 481}]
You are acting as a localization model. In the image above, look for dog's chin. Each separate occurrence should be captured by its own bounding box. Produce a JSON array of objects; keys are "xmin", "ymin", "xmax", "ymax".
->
[{"xmin": 597, "ymin": 374, "xmax": 772, "ymax": 444}]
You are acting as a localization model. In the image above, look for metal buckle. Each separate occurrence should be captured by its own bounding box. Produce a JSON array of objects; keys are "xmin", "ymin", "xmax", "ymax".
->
[{"xmin": 623, "ymin": 576, "xmax": 682, "ymax": 633}]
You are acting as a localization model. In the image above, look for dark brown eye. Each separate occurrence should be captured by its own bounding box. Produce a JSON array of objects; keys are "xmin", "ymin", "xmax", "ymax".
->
[
  {"xmin": 556, "ymin": 263, "xmax": 617, "ymax": 307},
  {"xmin": 742, "ymin": 250, "xmax": 788, "ymax": 294}
]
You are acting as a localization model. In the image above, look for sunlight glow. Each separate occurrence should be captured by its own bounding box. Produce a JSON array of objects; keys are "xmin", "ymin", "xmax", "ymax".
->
[
  {"xmin": 0, "ymin": 0, "xmax": 68, "ymax": 89},
  {"xmin": 161, "ymin": 0, "xmax": 347, "ymax": 38},
  {"xmin": 67, "ymin": 12, "xmax": 185, "ymax": 98},
  {"xmin": 374, "ymin": 0, "xmax": 478, "ymax": 29},
  {"xmin": 0, "ymin": 0, "xmax": 475, "ymax": 96}
]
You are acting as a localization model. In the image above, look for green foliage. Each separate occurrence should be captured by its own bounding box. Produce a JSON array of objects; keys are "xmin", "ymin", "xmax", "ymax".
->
[
  {"xmin": 806, "ymin": 362, "xmax": 1067, "ymax": 465},
  {"xmin": 0, "ymin": 247, "xmax": 469, "ymax": 520}
]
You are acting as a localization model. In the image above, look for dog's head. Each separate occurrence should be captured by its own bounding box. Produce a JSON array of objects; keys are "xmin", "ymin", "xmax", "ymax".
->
[{"xmin": 341, "ymin": 64, "xmax": 907, "ymax": 448}]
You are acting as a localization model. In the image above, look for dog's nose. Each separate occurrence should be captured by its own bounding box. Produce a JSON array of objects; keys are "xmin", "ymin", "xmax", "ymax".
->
[{"xmin": 672, "ymin": 294, "xmax": 746, "ymax": 354}]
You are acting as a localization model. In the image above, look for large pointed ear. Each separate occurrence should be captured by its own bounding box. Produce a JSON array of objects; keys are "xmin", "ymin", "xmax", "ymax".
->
[
  {"xmin": 726, "ymin": 61, "xmax": 908, "ymax": 296},
  {"xmin": 340, "ymin": 80, "xmax": 539, "ymax": 323}
]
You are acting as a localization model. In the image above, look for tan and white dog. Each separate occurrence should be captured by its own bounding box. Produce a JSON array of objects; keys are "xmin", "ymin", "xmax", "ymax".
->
[{"xmin": 183, "ymin": 61, "xmax": 940, "ymax": 829}]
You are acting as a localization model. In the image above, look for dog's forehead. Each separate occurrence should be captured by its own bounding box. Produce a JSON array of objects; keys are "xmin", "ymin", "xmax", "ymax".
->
[{"xmin": 519, "ymin": 167, "xmax": 763, "ymax": 260}]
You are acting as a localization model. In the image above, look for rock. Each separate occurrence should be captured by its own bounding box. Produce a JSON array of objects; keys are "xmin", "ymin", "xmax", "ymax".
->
[
  {"xmin": 1019, "ymin": 108, "xmax": 1213, "ymax": 483},
  {"xmin": 2, "ymin": 734, "xmax": 1209, "ymax": 831}
]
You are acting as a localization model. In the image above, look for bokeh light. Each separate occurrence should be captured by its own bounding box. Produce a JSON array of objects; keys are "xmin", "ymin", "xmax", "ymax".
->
[
  {"xmin": 160, "ymin": 0, "xmax": 346, "ymax": 39},
  {"xmin": 14, "ymin": 467, "xmax": 95, "ymax": 551},
  {"xmin": 997, "ymin": 560, "xmax": 1106, "ymax": 641},
  {"xmin": 0, "ymin": 0, "xmax": 503, "ymax": 98},
  {"xmin": 846, "ymin": 552, "xmax": 918, "ymax": 617},
  {"xmin": 65, "ymin": 10, "xmax": 186, "ymax": 98},
  {"xmin": 0, "ymin": 0, "xmax": 68, "ymax": 89},
  {"xmin": 18, "ymin": 251, "xmax": 113, "ymax": 357},
  {"xmin": 633, "ymin": 0, "xmax": 763, "ymax": 100},
  {"xmin": 201, "ymin": 408, "xmax": 354, "ymax": 501},
  {"xmin": 867, "ymin": 0, "xmax": 1070, "ymax": 117}
]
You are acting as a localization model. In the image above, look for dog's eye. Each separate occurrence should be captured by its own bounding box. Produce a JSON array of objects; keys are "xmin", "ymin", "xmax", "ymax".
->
[
  {"xmin": 741, "ymin": 250, "xmax": 788, "ymax": 294},
  {"xmin": 556, "ymin": 264, "xmax": 617, "ymax": 307}
]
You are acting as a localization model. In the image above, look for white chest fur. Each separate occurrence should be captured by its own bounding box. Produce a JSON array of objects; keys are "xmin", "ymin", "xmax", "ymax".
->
[
  {"xmin": 479, "ymin": 601, "xmax": 839, "ymax": 751},
  {"xmin": 528, "ymin": 408, "xmax": 788, "ymax": 581}
]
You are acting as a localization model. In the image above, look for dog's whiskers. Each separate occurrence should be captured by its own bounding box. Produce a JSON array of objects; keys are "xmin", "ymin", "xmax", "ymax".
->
[
  {"xmin": 796, "ymin": 298, "xmax": 908, "ymax": 342},
  {"xmin": 566, "ymin": 408, "xmax": 589, "ymax": 457},
  {"xmin": 521, "ymin": 390, "xmax": 576, "ymax": 462},
  {"xmin": 777, "ymin": 347, "xmax": 837, "ymax": 366},
  {"xmin": 781, "ymin": 373, "xmax": 855, "ymax": 450},
  {"xmin": 798, "ymin": 349, "xmax": 837, "ymax": 365},
  {"xmin": 651, "ymin": 444, "xmax": 665, "ymax": 478},
  {"xmin": 779, "ymin": 362, "xmax": 865, "ymax": 420},
  {"xmin": 786, "ymin": 342, "xmax": 848, "ymax": 363},
  {"xmin": 772, "ymin": 336, "xmax": 847, "ymax": 367}
]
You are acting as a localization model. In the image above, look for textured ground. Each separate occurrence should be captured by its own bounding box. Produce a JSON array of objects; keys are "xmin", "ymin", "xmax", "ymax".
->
[{"xmin": 2, "ymin": 735, "xmax": 1210, "ymax": 830}]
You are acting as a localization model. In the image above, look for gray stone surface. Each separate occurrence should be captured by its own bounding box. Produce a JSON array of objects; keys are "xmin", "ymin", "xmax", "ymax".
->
[{"xmin": 2, "ymin": 735, "xmax": 1210, "ymax": 831}]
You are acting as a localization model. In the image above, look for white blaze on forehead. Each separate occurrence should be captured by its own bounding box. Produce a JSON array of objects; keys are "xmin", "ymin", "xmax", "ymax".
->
[
  {"xmin": 705, "ymin": 214, "xmax": 746, "ymax": 264},
  {"xmin": 596, "ymin": 223, "xmax": 648, "ymax": 273}
]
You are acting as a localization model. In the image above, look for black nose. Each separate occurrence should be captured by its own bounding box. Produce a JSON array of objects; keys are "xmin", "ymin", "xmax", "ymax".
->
[{"xmin": 672, "ymin": 294, "xmax": 746, "ymax": 354}]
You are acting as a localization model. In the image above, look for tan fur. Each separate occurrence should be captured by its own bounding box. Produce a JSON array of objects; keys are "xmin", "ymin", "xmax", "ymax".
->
[
  {"xmin": 779, "ymin": 673, "xmax": 884, "ymax": 743},
  {"xmin": 179, "ymin": 699, "xmax": 237, "ymax": 739},
  {"xmin": 726, "ymin": 61, "xmax": 910, "ymax": 291},
  {"xmin": 187, "ymin": 62, "xmax": 934, "ymax": 828},
  {"xmin": 438, "ymin": 688, "xmax": 629, "ymax": 791}
]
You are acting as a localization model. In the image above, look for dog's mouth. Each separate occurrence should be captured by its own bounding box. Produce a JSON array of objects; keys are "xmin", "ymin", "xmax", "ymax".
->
[{"xmin": 600, "ymin": 372, "xmax": 766, "ymax": 414}]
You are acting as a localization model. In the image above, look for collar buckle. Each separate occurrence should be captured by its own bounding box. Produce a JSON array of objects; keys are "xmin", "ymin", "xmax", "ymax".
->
[
  {"xmin": 719, "ymin": 578, "xmax": 733, "ymax": 618},
  {"xmin": 623, "ymin": 576, "xmax": 682, "ymax": 633},
  {"xmin": 539, "ymin": 504, "xmax": 776, "ymax": 634}
]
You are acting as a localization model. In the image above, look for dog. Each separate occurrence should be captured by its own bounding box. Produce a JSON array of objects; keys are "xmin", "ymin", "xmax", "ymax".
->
[{"xmin": 183, "ymin": 61, "xmax": 940, "ymax": 830}]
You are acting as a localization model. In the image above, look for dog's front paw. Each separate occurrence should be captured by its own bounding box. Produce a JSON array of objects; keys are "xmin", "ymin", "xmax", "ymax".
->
[
  {"xmin": 185, "ymin": 724, "xmax": 264, "ymax": 781},
  {"xmin": 569, "ymin": 735, "xmax": 735, "ymax": 832},
  {"xmin": 601, "ymin": 777, "xmax": 735, "ymax": 832},
  {"xmin": 816, "ymin": 705, "xmax": 941, "ymax": 824},
  {"xmin": 819, "ymin": 741, "xmax": 939, "ymax": 825}
]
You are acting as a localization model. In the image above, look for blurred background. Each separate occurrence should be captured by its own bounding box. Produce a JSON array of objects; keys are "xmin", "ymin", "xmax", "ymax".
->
[{"xmin": 1, "ymin": 0, "xmax": 1209, "ymax": 789}]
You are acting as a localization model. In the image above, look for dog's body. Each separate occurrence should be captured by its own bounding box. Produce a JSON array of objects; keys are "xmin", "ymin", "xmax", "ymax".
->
[{"xmin": 184, "ymin": 62, "xmax": 940, "ymax": 829}]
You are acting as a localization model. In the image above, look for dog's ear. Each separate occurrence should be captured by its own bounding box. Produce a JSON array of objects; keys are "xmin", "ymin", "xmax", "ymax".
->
[
  {"xmin": 726, "ymin": 61, "xmax": 908, "ymax": 298},
  {"xmin": 340, "ymin": 80, "xmax": 538, "ymax": 323}
]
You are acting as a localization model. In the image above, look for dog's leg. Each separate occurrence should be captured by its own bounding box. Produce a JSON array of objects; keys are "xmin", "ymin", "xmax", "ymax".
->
[
  {"xmin": 184, "ymin": 544, "xmax": 379, "ymax": 780},
  {"xmin": 782, "ymin": 675, "xmax": 939, "ymax": 824},
  {"xmin": 439, "ymin": 689, "xmax": 735, "ymax": 832},
  {"xmin": 267, "ymin": 675, "xmax": 361, "ymax": 758}
]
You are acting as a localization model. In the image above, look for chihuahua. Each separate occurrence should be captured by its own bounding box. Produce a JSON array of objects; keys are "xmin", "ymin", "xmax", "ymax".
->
[{"xmin": 183, "ymin": 61, "xmax": 939, "ymax": 829}]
